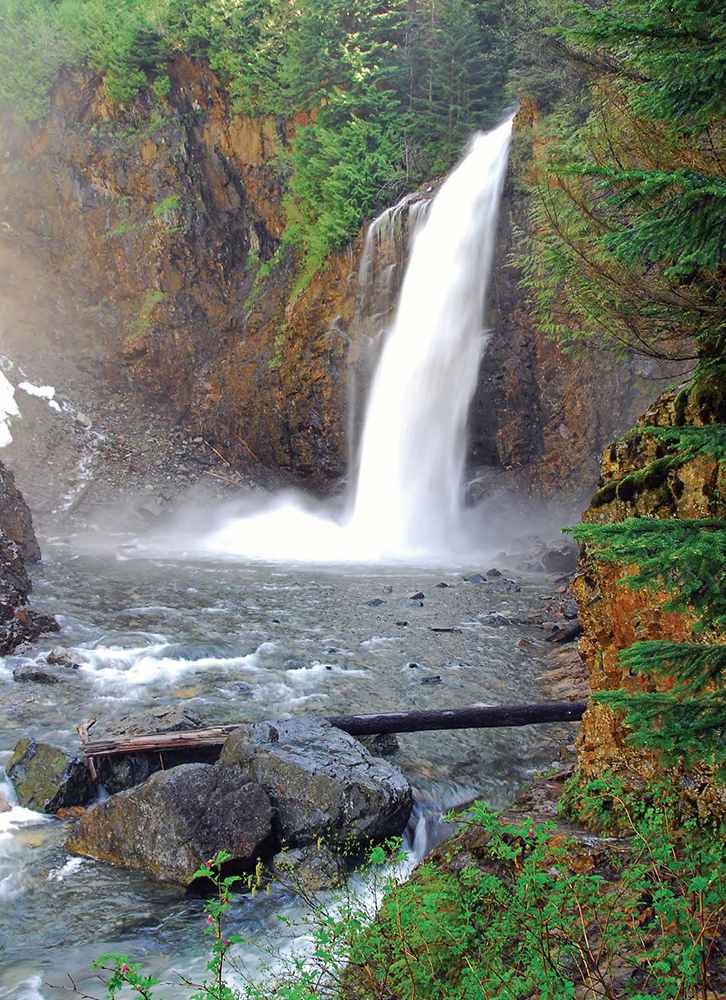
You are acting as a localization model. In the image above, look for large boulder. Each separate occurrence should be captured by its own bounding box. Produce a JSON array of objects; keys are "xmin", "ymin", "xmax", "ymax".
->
[
  {"xmin": 92, "ymin": 705, "xmax": 210, "ymax": 794},
  {"xmin": 0, "ymin": 462, "xmax": 41, "ymax": 563},
  {"xmin": 220, "ymin": 719, "xmax": 413, "ymax": 849},
  {"xmin": 7, "ymin": 738, "xmax": 95, "ymax": 813},
  {"xmin": 67, "ymin": 763, "xmax": 275, "ymax": 886},
  {"xmin": 0, "ymin": 462, "xmax": 58, "ymax": 654}
]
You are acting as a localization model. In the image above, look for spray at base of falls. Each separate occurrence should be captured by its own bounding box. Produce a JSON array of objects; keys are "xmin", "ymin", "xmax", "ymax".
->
[{"xmin": 203, "ymin": 118, "xmax": 514, "ymax": 564}]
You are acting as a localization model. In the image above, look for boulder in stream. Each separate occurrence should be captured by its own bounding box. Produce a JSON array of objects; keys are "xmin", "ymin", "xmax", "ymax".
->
[
  {"xmin": 93, "ymin": 704, "xmax": 210, "ymax": 794},
  {"xmin": 220, "ymin": 718, "xmax": 413, "ymax": 849},
  {"xmin": 68, "ymin": 763, "xmax": 275, "ymax": 886},
  {"xmin": 7, "ymin": 738, "xmax": 95, "ymax": 813}
]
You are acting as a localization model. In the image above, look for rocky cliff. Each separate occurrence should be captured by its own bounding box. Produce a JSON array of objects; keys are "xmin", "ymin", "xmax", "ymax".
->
[
  {"xmin": 0, "ymin": 462, "xmax": 57, "ymax": 653},
  {"xmin": 571, "ymin": 367, "xmax": 725, "ymax": 814},
  {"xmin": 1, "ymin": 66, "xmax": 664, "ymax": 499}
]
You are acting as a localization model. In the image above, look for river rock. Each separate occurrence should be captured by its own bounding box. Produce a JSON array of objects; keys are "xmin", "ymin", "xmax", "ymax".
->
[
  {"xmin": 67, "ymin": 764, "xmax": 274, "ymax": 886},
  {"xmin": 93, "ymin": 705, "xmax": 209, "ymax": 794},
  {"xmin": 47, "ymin": 646, "xmax": 79, "ymax": 668},
  {"xmin": 220, "ymin": 718, "xmax": 413, "ymax": 849},
  {"xmin": 541, "ymin": 545, "xmax": 578, "ymax": 575},
  {"xmin": 272, "ymin": 844, "xmax": 344, "ymax": 891},
  {"xmin": 12, "ymin": 664, "xmax": 65, "ymax": 684},
  {"xmin": 7, "ymin": 738, "xmax": 95, "ymax": 813}
]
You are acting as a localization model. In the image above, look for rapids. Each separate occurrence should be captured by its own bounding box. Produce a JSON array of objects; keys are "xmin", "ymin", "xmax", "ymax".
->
[{"xmin": 0, "ymin": 546, "xmax": 571, "ymax": 997}]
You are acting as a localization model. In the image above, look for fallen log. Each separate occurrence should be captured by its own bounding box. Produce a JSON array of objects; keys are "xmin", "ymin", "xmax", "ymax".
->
[{"xmin": 81, "ymin": 701, "xmax": 587, "ymax": 759}]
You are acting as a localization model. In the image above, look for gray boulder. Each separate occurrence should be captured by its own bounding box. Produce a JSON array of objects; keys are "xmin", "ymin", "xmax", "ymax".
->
[
  {"xmin": 272, "ymin": 844, "xmax": 344, "ymax": 892},
  {"xmin": 7, "ymin": 738, "xmax": 95, "ymax": 813},
  {"xmin": 220, "ymin": 718, "xmax": 412, "ymax": 849},
  {"xmin": 67, "ymin": 763, "xmax": 274, "ymax": 886},
  {"xmin": 93, "ymin": 705, "xmax": 209, "ymax": 794}
]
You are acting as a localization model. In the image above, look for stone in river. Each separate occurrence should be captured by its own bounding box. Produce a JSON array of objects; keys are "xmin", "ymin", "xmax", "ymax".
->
[
  {"xmin": 46, "ymin": 646, "xmax": 80, "ymax": 668},
  {"xmin": 272, "ymin": 844, "xmax": 344, "ymax": 892},
  {"xmin": 93, "ymin": 705, "xmax": 208, "ymax": 794},
  {"xmin": 7, "ymin": 738, "xmax": 95, "ymax": 813},
  {"xmin": 68, "ymin": 764, "xmax": 274, "ymax": 887},
  {"xmin": 366, "ymin": 598, "xmax": 385, "ymax": 607},
  {"xmin": 220, "ymin": 718, "xmax": 412, "ymax": 849},
  {"xmin": 486, "ymin": 568, "xmax": 502, "ymax": 578},
  {"xmin": 410, "ymin": 592, "xmax": 425, "ymax": 600},
  {"xmin": 463, "ymin": 573, "xmax": 486, "ymax": 584},
  {"xmin": 13, "ymin": 664, "xmax": 65, "ymax": 684}
]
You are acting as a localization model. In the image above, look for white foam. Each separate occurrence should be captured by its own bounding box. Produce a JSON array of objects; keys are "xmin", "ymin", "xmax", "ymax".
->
[
  {"xmin": 47, "ymin": 856, "xmax": 86, "ymax": 882},
  {"xmin": 76, "ymin": 642, "xmax": 269, "ymax": 686}
]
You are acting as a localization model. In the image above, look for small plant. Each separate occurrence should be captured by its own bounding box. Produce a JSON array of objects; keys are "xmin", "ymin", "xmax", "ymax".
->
[
  {"xmin": 151, "ymin": 195, "xmax": 182, "ymax": 233},
  {"xmin": 128, "ymin": 289, "xmax": 167, "ymax": 339}
]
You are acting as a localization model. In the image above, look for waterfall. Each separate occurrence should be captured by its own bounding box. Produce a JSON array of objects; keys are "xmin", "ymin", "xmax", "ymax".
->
[
  {"xmin": 349, "ymin": 120, "xmax": 513, "ymax": 555},
  {"xmin": 201, "ymin": 118, "xmax": 513, "ymax": 563}
]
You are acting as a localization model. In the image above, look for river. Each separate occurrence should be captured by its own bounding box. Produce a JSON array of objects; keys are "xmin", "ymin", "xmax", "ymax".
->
[{"xmin": 0, "ymin": 540, "xmax": 570, "ymax": 998}]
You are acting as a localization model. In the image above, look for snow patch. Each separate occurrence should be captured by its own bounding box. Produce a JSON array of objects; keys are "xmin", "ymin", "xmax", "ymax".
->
[
  {"xmin": 19, "ymin": 381, "xmax": 61, "ymax": 412},
  {"xmin": 0, "ymin": 372, "xmax": 20, "ymax": 447}
]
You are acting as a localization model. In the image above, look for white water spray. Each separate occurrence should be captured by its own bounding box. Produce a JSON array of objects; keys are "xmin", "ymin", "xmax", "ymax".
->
[{"xmin": 203, "ymin": 118, "xmax": 513, "ymax": 563}]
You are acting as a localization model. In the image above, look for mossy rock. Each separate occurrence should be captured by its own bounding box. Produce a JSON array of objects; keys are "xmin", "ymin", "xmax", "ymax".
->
[{"xmin": 7, "ymin": 737, "xmax": 95, "ymax": 813}]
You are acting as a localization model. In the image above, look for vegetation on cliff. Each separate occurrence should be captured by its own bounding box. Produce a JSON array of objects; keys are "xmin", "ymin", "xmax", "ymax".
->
[{"xmin": 0, "ymin": 0, "xmax": 510, "ymax": 281}]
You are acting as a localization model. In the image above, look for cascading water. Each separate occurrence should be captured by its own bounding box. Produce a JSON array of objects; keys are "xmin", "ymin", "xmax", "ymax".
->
[
  {"xmin": 202, "ymin": 117, "xmax": 513, "ymax": 563},
  {"xmin": 349, "ymin": 118, "xmax": 512, "ymax": 555}
]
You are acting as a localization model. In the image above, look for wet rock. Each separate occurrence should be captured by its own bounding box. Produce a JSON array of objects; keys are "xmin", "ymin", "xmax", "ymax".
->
[
  {"xmin": 220, "ymin": 718, "xmax": 412, "ymax": 849},
  {"xmin": 366, "ymin": 598, "xmax": 385, "ymax": 608},
  {"xmin": 95, "ymin": 704, "xmax": 205, "ymax": 740},
  {"xmin": 396, "ymin": 621, "xmax": 409, "ymax": 627},
  {"xmin": 410, "ymin": 592, "xmax": 425, "ymax": 601},
  {"xmin": 0, "ymin": 792, "xmax": 11, "ymax": 813},
  {"xmin": 359, "ymin": 732, "xmax": 400, "ymax": 757},
  {"xmin": 486, "ymin": 568, "xmax": 502, "ymax": 578},
  {"xmin": 272, "ymin": 844, "xmax": 344, "ymax": 891},
  {"xmin": 0, "ymin": 463, "xmax": 41, "ymax": 563},
  {"xmin": 463, "ymin": 573, "xmax": 486, "ymax": 584},
  {"xmin": 435, "ymin": 582, "xmax": 450, "ymax": 588},
  {"xmin": 545, "ymin": 621, "xmax": 582, "ymax": 644},
  {"xmin": 47, "ymin": 646, "xmax": 79, "ymax": 668},
  {"xmin": 13, "ymin": 664, "xmax": 64, "ymax": 684},
  {"xmin": 420, "ymin": 675, "xmax": 442, "ymax": 686},
  {"xmin": 93, "ymin": 705, "xmax": 208, "ymax": 794},
  {"xmin": 541, "ymin": 545, "xmax": 578, "ymax": 575},
  {"xmin": 284, "ymin": 658, "xmax": 307, "ymax": 670},
  {"xmin": 7, "ymin": 738, "xmax": 95, "ymax": 813},
  {"xmin": 68, "ymin": 764, "xmax": 274, "ymax": 886},
  {"xmin": 0, "ymin": 530, "xmax": 59, "ymax": 655}
]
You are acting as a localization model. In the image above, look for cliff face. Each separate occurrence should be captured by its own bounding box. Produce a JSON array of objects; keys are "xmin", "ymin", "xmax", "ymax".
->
[
  {"xmin": 1, "ymin": 70, "xmax": 662, "ymax": 497},
  {"xmin": 2, "ymin": 58, "xmax": 353, "ymax": 481},
  {"xmin": 471, "ymin": 106, "xmax": 668, "ymax": 499},
  {"xmin": 572, "ymin": 370, "xmax": 725, "ymax": 812}
]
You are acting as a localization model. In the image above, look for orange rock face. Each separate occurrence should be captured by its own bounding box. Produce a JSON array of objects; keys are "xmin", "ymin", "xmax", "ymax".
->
[{"xmin": 572, "ymin": 376, "xmax": 725, "ymax": 806}]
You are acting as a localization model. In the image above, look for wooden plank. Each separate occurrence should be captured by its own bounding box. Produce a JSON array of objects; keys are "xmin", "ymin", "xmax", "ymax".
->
[{"xmin": 82, "ymin": 701, "xmax": 587, "ymax": 759}]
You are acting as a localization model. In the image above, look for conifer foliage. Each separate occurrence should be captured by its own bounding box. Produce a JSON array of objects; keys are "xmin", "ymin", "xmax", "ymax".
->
[
  {"xmin": 570, "ymin": 517, "xmax": 726, "ymax": 777},
  {"xmin": 521, "ymin": 0, "xmax": 726, "ymax": 363}
]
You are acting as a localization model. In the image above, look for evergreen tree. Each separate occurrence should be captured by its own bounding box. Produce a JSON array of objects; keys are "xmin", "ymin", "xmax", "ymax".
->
[{"xmin": 521, "ymin": 0, "xmax": 726, "ymax": 364}]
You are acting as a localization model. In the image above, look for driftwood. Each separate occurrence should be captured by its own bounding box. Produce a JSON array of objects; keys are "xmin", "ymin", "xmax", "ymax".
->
[{"xmin": 82, "ymin": 701, "xmax": 587, "ymax": 759}]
